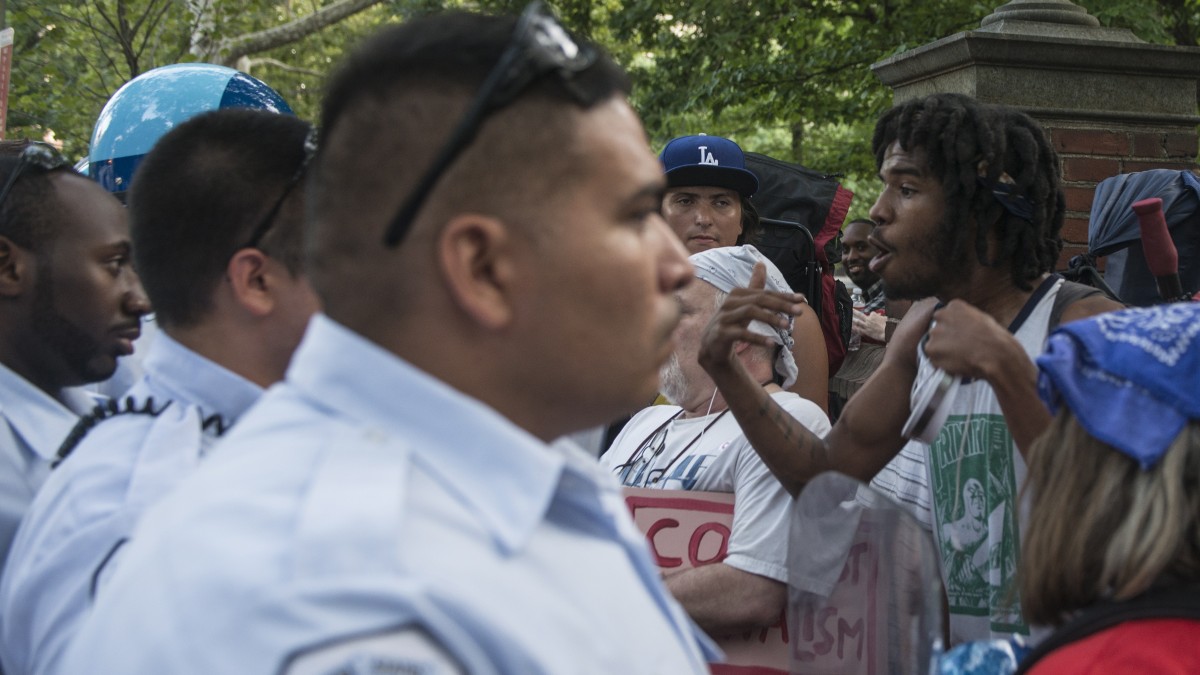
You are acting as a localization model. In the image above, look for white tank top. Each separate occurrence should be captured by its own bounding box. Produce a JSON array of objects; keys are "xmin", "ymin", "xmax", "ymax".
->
[{"xmin": 909, "ymin": 276, "xmax": 1062, "ymax": 645}]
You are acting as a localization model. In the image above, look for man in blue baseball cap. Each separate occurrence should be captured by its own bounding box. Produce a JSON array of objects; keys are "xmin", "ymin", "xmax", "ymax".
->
[
  {"xmin": 657, "ymin": 133, "xmax": 831, "ymax": 412},
  {"xmin": 660, "ymin": 134, "xmax": 760, "ymax": 254}
]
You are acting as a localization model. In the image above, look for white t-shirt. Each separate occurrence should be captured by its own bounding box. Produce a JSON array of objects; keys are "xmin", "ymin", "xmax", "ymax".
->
[{"xmin": 601, "ymin": 391, "xmax": 831, "ymax": 583}]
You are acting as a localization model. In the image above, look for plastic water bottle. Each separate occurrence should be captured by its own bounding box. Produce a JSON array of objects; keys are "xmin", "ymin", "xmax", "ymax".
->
[{"xmin": 848, "ymin": 287, "xmax": 865, "ymax": 351}]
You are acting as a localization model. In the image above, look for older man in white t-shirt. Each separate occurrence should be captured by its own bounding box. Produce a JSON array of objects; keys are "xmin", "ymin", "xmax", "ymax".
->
[{"xmin": 602, "ymin": 245, "xmax": 830, "ymax": 637}]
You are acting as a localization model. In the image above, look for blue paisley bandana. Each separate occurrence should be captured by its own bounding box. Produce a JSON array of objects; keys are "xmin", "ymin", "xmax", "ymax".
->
[{"xmin": 1037, "ymin": 302, "xmax": 1200, "ymax": 469}]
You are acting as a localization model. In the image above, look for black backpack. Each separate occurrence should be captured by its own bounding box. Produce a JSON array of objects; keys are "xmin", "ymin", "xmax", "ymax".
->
[{"xmin": 745, "ymin": 152, "xmax": 854, "ymax": 374}]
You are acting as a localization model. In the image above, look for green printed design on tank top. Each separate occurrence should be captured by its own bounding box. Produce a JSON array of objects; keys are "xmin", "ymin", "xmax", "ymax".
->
[{"xmin": 928, "ymin": 413, "xmax": 1028, "ymax": 636}]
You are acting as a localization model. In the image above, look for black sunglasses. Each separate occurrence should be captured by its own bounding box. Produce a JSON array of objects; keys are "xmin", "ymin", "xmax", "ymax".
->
[
  {"xmin": 382, "ymin": 1, "xmax": 597, "ymax": 248},
  {"xmin": 242, "ymin": 126, "xmax": 319, "ymax": 251},
  {"xmin": 0, "ymin": 142, "xmax": 71, "ymax": 213}
]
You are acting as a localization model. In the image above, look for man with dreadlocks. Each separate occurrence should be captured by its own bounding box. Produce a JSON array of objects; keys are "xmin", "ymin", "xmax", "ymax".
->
[{"xmin": 694, "ymin": 93, "xmax": 1122, "ymax": 645}]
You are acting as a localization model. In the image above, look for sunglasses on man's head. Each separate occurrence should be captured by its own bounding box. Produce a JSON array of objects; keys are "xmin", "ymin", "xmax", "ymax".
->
[
  {"xmin": 241, "ymin": 126, "xmax": 320, "ymax": 252},
  {"xmin": 0, "ymin": 142, "xmax": 71, "ymax": 213},
  {"xmin": 381, "ymin": 0, "xmax": 598, "ymax": 248}
]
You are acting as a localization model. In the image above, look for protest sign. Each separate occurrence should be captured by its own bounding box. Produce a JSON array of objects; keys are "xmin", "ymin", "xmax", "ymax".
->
[{"xmin": 624, "ymin": 488, "xmax": 791, "ymax": 675}]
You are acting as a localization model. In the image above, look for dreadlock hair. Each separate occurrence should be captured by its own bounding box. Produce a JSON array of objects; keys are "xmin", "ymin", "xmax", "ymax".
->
[{"xmin": 871, "ymin": 93, "xmax": 1063, "ymax": 291}]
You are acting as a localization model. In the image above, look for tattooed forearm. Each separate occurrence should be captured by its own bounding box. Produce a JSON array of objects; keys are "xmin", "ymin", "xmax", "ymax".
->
[
  {"xmin": 758, "ymin": 398, "xmax": 796, "ymax": 442},
  {"xmin": 802, "ymin": 432, "xmax": 831, "ymax": 470},
  {"xmin": 747, "ymin": 391, "xmax": 836, "ymax": 496}
]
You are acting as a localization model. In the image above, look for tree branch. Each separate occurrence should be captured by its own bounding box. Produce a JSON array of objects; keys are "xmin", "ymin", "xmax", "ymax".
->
[
  {"xmin": 78, "ymin": 3, "xmax": 127, "ymax": 80},
  {"xmin": 239, "ymin": 56, "xmax": 323, "ymax": 77},
  {"xmin": 210, "ymin": 0, "xmax": 385, "ymax": 66},
  {"xmin": 133, "ymin": 0, "xmax": 177, "ymax": 64}
]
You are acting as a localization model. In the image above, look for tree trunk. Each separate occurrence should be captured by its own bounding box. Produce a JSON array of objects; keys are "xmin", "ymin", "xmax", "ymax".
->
[
  {"xmin": 790, "ymin": 119, "xmax": 805, "ymax": 165},
  {"xmin": 185, "ymin": 0, "xmax": 216, "ymax": 61}
]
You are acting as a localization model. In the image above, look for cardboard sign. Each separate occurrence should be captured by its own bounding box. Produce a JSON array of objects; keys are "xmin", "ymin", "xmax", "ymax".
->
[
  {"xmin": 624, "ymin": 487, "xmax": 790, "ymax": 675},
  {"xmin": 788, "ymin": 526, "xmax": 885, "ymax": 674}
]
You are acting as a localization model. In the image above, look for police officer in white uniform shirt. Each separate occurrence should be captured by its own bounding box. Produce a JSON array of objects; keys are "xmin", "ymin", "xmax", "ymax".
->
[
  {"xmin": 602, "ymin": 245, "xmax": 830, "ymax": 636},
  {"xmin": 0, "ymin": 111, "xmax": 320, "ymax": 675},
  {"xmin": 0, "ymin": 142, "xmax": 150, "ymax": 577},
  {"xmin": 58, "ymin": 6, "xmax": 715, "ymax": 674}
]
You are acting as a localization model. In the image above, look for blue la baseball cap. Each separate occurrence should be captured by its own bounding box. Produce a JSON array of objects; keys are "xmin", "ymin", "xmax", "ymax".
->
[{"xmin": 659, "ymin": 134, "xmax": 759, "ymax": 197}]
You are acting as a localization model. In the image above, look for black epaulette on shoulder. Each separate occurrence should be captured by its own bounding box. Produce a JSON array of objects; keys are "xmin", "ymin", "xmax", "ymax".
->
[
  {"xmin": 200, "ymin": 412, "xmax": 229, "ymax": 437},
  {"xmin": 52, "ymin": 397, "xmax": 173, "ymax": 469}
]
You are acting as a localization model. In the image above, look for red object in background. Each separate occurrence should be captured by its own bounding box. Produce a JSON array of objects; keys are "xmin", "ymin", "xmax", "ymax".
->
[
  {"xmin": 0, "ymin": 28, "xmax": 12, "ymax": 140},
  {"xmin": 1132, "ymin": 197, "xmax": 1186, "ymax": 301}
]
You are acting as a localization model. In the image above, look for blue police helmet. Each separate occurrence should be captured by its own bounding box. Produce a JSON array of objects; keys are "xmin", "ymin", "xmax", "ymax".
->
[{"xmin": 89, "ymin": 63, "xmax": 293, "ymax": 194}]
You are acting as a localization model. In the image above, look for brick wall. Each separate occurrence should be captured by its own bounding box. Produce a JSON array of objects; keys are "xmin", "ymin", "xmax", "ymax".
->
[{"xmin": 1043, "ymin": 124, "xmax": 1200, "ymax": 270}]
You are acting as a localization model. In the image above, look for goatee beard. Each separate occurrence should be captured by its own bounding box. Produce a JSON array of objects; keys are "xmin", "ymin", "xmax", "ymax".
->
[{"xmin": 658, "ymin": 352, "xmax": 687, "ymax": 407}]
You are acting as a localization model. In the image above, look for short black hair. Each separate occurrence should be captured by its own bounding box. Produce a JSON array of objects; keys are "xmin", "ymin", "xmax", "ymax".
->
[
  {"xmin": 0, "ymin": 140, "xmax": 76, "ymax": 252},
  {"xmin": 317, "ymin": 10, "xmax": 628, "ymax": 157},
  {"xmin": 307, "ymin": 8, "xmax": 631, "ymax": 303},
  {"xmin": 872, "ymin": 93, "xmax": 1063, "ymax": 290},
  {"xmin": 128, "ymin": 108, "xmax": 310, "ymax": 328}
]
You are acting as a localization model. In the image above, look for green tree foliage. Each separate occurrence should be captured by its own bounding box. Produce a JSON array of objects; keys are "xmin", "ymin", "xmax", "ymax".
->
[
  {"xmin": 6, "ymin": 0, "xmax": 393, "ymax": 159},
  {"xmin": 5, "ymin": 0, "xmax": 1195, "ymax": 202},
  {"xmin": 9, "ymin": 1, "xmax": 189, "ymax": 157},
  {"xmin": 599, "ymin": 0, "xmax": 1188, "ymax": 211},
  {"xmin": 442, "ymin": 0, "xmax": 1192, "ymax": 209}
]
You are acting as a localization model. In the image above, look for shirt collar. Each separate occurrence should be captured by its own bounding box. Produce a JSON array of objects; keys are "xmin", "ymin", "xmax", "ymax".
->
[
  {"xmin": 286, "ymin": 314, "xmax": 568, "ymax": 554},
  {"xmin": 0, "ymin": 361, "xmax": 95, "ymax": 461},
  {"xmin": 141, "ymin": 332, "xmax": 263, "ymax": 426},
  {"xmin": 866, "ymin": 278, "xmax": 885, "ymax": 301}
]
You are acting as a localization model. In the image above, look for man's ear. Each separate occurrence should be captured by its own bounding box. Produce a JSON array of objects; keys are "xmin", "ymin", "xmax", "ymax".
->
[
  {"xmin": 0, "ymin": 236, "xmax": 32, "ymax": 298},
  {"xmin": 437, "ymin": 214, "xmax": 515, "ymax": 331},
  {"xmin": 226, "ymin": 248, "xmax": 275, "ymax": 318}
]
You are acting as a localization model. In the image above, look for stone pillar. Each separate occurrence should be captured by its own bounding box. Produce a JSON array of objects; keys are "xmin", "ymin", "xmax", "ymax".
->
[{"xmin": 871, "ymin": 0, "xmax": 1200, "ymax": 269}]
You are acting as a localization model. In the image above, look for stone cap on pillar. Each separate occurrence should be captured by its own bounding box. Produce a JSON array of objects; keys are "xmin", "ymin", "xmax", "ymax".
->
[
  {"xmin": 871, "ymin": 0, "xmax": 1200, "ymax": 125},
  {"xmin": 983, "ymin": 0, "xmax": 1098, "ymax": 24},
  {"xmin": 980, "ymin": 0, "xmax": 1113, "ymax": 38}
]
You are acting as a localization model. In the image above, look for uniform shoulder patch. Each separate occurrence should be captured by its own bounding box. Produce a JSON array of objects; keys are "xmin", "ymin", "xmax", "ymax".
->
[{"xmin": 280, "ymin": 626, "xmax": 464, "ymax": 675}]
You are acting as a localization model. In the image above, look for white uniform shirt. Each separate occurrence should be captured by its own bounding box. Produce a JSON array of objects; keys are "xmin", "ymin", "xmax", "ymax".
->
[
  {"xmin": 58, "ymin": 315, "xmax": 716, "ymax": 675},
  {"xmin": 601, "ymin": 392, "xmax": 831, "ymax": 583},
  {"xmin": 0, "ymin": 362, "xmax": 95, "ymax": 574},
  {"xmin": 0, "ymin": 333, "xmax": 262, "ymax": 675}
]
